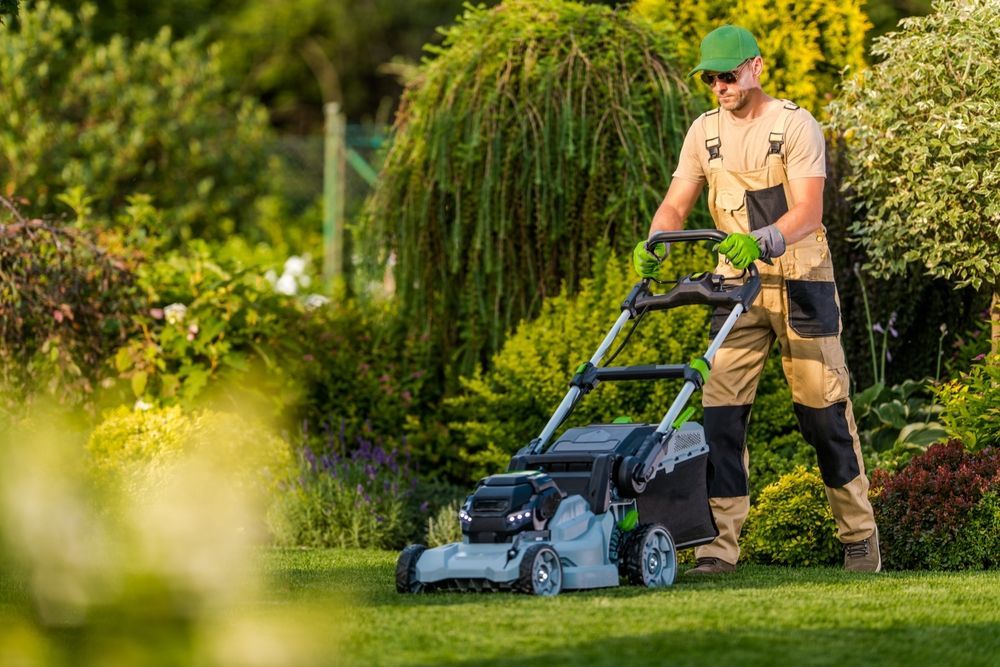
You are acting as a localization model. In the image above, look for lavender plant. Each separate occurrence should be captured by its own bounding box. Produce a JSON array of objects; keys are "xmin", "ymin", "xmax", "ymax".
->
[{"xmin": 271, "ymin": 429, "xmax": 423, "ymax": 549}]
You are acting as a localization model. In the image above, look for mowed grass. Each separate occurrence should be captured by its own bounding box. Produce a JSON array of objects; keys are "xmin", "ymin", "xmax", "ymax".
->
[{"xmin": 260, "ymin": 548, "xmax": 1000, "ymax": 667}]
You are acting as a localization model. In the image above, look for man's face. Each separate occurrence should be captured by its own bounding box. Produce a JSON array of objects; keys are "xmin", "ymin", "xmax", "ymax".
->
[{"xmin": 705, "ymin": 58, "xmax": 759, "ymax": 112}]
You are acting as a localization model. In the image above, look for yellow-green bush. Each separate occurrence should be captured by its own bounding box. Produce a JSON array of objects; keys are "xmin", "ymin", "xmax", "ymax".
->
[
  {"xmin": 632, "ymin": 0, "xmax": 871, "ymax": 116},
  {"xmin": 87, "ymin": 406, "xmax": 294, "ymax": 508},
  {"xmin": 742, "ymin": 467, "xmax": 841, "ymax": 565}
]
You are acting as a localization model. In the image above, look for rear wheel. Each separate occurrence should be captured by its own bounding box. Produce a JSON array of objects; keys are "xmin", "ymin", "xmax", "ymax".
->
[
  {"xmin": 396, "ymin": 544, "xmax": 427, "ymax": 593},
  {"xmin": 517, "ymin": 544, "xmax": 563, "ymax": 596},
  {"xmin": 623, "ymin": 524, "xmax": 676, "ymax": 587}
]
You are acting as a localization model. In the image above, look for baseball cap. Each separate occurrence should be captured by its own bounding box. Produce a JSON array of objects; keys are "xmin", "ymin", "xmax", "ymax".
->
[{"xmin": 688, "ymin": 25, "xmax": 761, "ymax": 77}]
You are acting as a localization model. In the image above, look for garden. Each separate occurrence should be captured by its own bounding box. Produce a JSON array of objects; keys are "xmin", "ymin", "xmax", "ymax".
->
[{"xmin": 1, "ymin": 0, "xmax": 998, "ymax": 664}]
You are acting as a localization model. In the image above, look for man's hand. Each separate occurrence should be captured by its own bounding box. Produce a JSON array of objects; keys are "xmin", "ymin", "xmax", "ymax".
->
[
  {"xmin": 632, "ymin": 241, "xmax": 667, "ymax": 278},
  {"xmin": 716, "ymin": 233, "xmax": 760, "ymax": 270}
]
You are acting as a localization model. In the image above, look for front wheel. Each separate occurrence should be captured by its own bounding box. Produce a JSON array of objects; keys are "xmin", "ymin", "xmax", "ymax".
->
[
  {"xmin": 396, "ymin": 544, "xmax": 427, "ymax": 593},
  {"xmin": 517, "ymin": 544, "xmax": 563, "ymax": 596},
  {"xmin": 622, "ymin": 524, "xmax": 676, "ymax": 587}
]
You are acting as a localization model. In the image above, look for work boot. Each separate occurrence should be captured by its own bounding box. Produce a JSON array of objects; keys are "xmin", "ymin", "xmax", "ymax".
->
[
  {"xmin": 684, "ymin": 557, "xmax": 736, "ymax": 576},
  {"xmin": 843, "ymin": 526, "xmax": 882, "ymax": 572}
]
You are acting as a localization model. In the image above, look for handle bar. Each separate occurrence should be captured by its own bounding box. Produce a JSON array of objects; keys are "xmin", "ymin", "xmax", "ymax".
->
[{"xmin": 645, "ymin": 229, "xmax": 760, "ymax": 280}]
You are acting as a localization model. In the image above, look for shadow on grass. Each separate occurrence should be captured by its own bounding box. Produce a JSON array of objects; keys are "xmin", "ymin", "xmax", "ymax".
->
[{"xmin": 433, "ymin": 621, "xmax": 1000, "ymax": 667}]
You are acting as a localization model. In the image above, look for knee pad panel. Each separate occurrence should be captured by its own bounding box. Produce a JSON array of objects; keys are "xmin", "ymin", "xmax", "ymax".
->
[{"xmin": 793, "ymin": 401, "xmax": 860, "ymax": 488}]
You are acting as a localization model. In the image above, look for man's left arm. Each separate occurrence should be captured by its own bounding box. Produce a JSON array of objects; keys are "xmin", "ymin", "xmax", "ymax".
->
[{"xmin": 773, "ymin": 176, "xmax": 824, "ymax": 245}]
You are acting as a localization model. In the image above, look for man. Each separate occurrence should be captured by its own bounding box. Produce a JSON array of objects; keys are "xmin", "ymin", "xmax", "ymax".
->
[{"xmin": 633, "ymin": 25, "xmax": 880, "ymax": 574}]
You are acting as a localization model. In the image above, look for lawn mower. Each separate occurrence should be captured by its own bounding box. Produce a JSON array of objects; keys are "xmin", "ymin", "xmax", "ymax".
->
[{"xmin": 396, "ymin": 230, "xmax": 761, "ymax": 596}]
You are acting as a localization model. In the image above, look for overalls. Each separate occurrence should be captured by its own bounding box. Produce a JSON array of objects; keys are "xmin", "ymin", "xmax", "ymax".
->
[{"xmin": 696, "ymin": 102, "xmax": 876, "ymax": 565}]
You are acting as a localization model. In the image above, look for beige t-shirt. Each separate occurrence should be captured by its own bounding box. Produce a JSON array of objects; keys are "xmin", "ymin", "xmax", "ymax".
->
[{"xmin": 672, "ymin": 100, "xmax": 826, "ymax": 184}]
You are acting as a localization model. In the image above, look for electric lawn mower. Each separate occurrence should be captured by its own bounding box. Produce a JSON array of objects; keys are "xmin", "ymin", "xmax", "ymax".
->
[{"xmin": 396, "ymin": 230, "xmax": 761, "ymax": 596}]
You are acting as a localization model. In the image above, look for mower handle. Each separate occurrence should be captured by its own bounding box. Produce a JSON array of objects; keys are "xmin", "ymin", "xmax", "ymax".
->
[{"xmin": 645, "ymin": 229, "xmax": 760, "ymax": 280}]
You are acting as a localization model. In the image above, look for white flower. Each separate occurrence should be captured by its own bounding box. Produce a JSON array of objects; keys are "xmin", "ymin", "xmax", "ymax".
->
[
  {"xmin": 284, "ymin": 256, "xmax": 307, "ymax": 277},
  {"xmin": 275, "ymin": 274, "xmax": 297, "ymax": 295},
  {"xmin": 298, "ymin": 274, "xmax": 312, "ymax": 288},
  {"xmin": 264, "ymin": 269, "xmax": 278, "ymax": 285},
  {"xmin": 164, "ymin": 303, "xmax": 187, "ymax": 325},
  {"xmin": 134, "ymin": 399, "xmax": 153, "ymax": 411},
  {"xmin": 304, "ymin": 294, "xmax": 330, "ymax": 310}
]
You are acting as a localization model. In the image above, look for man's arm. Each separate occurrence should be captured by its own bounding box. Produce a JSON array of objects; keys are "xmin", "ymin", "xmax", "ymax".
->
[
  {"xmin": 647, "ymin": 178, "xmax": 703, "ymax": 237},
  {"xmin": 772, "ymin": 176, "xmax": 825, "ymax": 245}
]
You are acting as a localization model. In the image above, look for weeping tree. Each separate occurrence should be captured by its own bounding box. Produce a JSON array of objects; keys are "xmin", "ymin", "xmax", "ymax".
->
[
  {"xmin": 828, "ymin": 0, "xmax": 1000, "ymax": 356},
  {"xmin": 364, "ymin": 0, "xmax": 704, "ymax": 378}
]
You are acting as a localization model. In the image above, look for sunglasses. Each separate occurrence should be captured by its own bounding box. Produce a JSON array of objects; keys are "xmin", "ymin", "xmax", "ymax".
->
[{"xmin": 700, "ymin": 59, "xmax": 752, "ymax": 86}]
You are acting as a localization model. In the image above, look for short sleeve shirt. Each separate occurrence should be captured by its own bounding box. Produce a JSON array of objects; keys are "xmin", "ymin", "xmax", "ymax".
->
[{"xmin": 672, "ymin": 100, "xmax": 827, "ymax": 185}]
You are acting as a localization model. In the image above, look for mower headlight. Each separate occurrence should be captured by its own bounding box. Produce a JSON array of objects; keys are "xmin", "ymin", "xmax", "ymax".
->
[{"xmin": 505, "ymin": 508, "xmax": 534, "ymax": 525}]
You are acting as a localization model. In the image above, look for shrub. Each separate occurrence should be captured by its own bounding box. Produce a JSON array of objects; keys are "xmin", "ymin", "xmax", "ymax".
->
[
  {"xmin": 631, "ymin": 0, "xmax": 871, "ymax": 117},
  {"xmin": 447, "ymin": 246, "xmax": 804, "ymax": 483},
  {"xmin": 935, "ymin": 354, "xmax": 1000, "ymax": 451},
  {"xmin": 871, "ymin": 441, "xmax": 1000, "ymax": 570},
  {"xmin": 0, "ymin": 199, "xmax": 142, "ymax": 413},
  {"xmin": 827, "ymin": 0, "xmax": 1000, "ymax": 350},
  {"xmin": 111, "ymin": 240, "xmax": 309, "ymax": 414},
  {"xmin": 742, "ymin": 467, "xmax": 841, "ymax": 566},
  {"xmin": 0, "ymin": 2, "xmax": 278, "ymax": 245},
  {"xmin": 426, "ymin": 499, "xmax": 463, "ymax": 548},
  {"xmin": 365, "ymin": 0, "xmax": 706, "ymax": 378},
  {"xmin": 86, "ymin": 405, "xmax": 294, "ymax": 504},
  {"xmin": 271, "ymin": 438, "xmax": 423, "ymax": 549}
]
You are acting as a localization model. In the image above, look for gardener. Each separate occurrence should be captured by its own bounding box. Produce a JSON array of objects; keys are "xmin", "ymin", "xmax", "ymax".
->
[{"xmin": 634, "ymin": 25, "xmax": 880, "ymax": 574}]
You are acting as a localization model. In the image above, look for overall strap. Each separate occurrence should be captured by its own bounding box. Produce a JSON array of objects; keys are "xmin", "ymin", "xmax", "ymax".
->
[
  {"xmin": 767, "ymin": 101, "xmax": 800, "ymax": 157},
  {"xmin": 703, "ymin": 108, "xmax": 723, "ymax": 169}
]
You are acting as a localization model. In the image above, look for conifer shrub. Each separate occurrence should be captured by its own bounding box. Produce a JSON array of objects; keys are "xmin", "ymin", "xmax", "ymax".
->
[
  {"xmin": 632, "ymin": 0, "xmax": 870, "ymax": 117},
  {"xmin": 871, "ymin": 441, "xmax": 1000, "ymax": 570},
  {"xmin": 742, "ymin": 467, "xmax": 841, "ymax": 566},
  {"xmin": 365, "ymin": 0, "xmax": 706, "ymax": 378}
]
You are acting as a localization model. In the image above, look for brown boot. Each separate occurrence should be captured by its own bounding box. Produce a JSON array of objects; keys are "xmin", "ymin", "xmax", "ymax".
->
[
  {"xmin": 843, "ymin": 526, "xmax": 882, "ymax": 572},
  {"xmin": 684, "ymin": 557, "xmax": 736, "ymax": 576}
]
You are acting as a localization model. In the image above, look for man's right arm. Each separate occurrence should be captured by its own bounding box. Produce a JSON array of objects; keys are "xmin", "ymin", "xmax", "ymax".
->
[{"xmin": 647, "ymin": 178, "xmax": 703, "ymax": 238}]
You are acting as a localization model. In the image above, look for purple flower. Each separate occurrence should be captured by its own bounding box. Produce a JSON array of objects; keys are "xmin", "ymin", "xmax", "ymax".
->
[
  {"xmin": 419, "ymin": 501, "xmax": 429, "ymax": 513},
  {"xmin": 872, "ymin": 323, "xmax": 884, "ymax": 334},
  {"xmin": 356, "ymin": 483, "xmax": 364, "ymax": 495}
]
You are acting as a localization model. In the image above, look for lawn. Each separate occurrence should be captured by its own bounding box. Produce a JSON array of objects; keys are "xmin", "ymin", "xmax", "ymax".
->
[{"xmin": 261, "ymin": 548, "xmax": 1000, "ymax": 667}]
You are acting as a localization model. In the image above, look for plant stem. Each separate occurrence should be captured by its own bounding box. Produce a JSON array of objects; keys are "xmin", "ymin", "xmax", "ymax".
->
[{"xmin": 857, "ymin": 268, "xmax": 879, "ymax": 383}]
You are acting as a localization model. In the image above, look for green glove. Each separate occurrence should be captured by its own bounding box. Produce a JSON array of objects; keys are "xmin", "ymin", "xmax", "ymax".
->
[
  {"xmin": 716, "ymin": 233, "xmax": 761, "ymax": 270},
  {"xmin": 632, "ymin": 241, "xmax": 667, "ymax": 278}
]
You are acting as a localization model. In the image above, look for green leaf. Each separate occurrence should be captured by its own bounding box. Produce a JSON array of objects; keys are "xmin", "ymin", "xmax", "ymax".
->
[{"xmin": 131, "ymin": 370, "xmax": 148, "ymax": 398}]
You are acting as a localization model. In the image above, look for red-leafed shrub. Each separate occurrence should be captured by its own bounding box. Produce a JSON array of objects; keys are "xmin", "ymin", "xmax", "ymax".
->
[{"xmin": 871, "ymin": 441, "xmax": 1000, "ymax": 570}]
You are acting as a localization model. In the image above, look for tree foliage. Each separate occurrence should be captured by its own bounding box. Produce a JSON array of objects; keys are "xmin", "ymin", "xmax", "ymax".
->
[
  {"xmin": 827, "ymin": 0, "xmax": 1000, "ymax": 351},
  {"xmin": 631, "ymin": 0, "xmax": 871, "ymax": 117},
  {"xmin": 0, "ymin": 2, "xmax": 278, "ymax": 245},
  {"xmin": 366, "ymin": 0, "xmax": 705, "ymax": 377},
  {"xmin": 216, "ymin": 0, "xmax": 489, "ymax": 130}
]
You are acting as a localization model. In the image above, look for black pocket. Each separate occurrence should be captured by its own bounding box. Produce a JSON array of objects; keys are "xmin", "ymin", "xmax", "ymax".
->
[
  {"xmin": 709, "ymin": 304, "xmax": 735, "ymax": 338},
  {"xmin": 746, "ymin": 184, "xmax": 789, "ymax": 231},
  {"xmin": 786, "ymin": 280, "xmax": 840, "ymax": 337}
]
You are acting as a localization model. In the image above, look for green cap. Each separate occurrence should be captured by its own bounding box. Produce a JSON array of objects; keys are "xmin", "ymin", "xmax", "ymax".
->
[{"xmin": 688, "ymin": 25, "xmax": 761, "ymax": 77}]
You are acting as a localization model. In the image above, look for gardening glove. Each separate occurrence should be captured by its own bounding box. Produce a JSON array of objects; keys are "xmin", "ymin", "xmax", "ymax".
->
[
  {"xmin": 632, "ymin": 240, "xmax": 668, "ymax": 278},
  {"xmin": 716, "ymin": 232, "xmax": 760, "ymax": 270},
  {"xmin": 750, "ymin": 224, "xmax": 786, "ymax": 263}
]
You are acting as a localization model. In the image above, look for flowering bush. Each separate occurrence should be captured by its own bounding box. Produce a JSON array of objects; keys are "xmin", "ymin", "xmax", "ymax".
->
[
  {"xmin": 871, "ymin": 441, "xmax": 1000, "ymax": 570},
  {"xmin": 271, "ymin": 437, "xmax": 423, "ymax": 549},
  {"xmin": 742, "ymin": 467, "xmax": 841, "ymax": 566}
]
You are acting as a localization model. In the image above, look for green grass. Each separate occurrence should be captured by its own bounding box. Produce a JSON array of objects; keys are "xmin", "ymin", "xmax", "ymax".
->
[{"xmin": 260, "ymin": 548, "xmax": 1000, "ymax": 667}]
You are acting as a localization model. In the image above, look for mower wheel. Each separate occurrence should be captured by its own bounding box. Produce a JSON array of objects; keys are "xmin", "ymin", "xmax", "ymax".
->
[
  {"xmin": 517, "ymin": 544, "xmax": 563, "ymax": 596},
  {"xmin": 622, "ymin": 524, "xmax": 676, "ymax": 588},
  {"xmin": 396, "ymin": 544, "xmax": 427, "ymax": 593}
]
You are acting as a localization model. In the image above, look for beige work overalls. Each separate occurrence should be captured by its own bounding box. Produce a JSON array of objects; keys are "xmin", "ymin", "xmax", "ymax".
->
[{"xmin": 695, "ymin": 102, "xmax": 876, "ymax": 565}]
